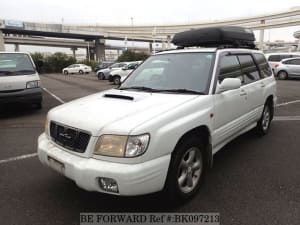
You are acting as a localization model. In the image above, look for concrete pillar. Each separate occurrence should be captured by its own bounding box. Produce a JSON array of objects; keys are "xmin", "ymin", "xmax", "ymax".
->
[
  {"xmin": 0, "ymin": 31, "xmax": 5, "ymax": 51},
  {"xmin": 86, "ymin": 47, "xmax": 95, "ymax": 61},
  {"xmin": 149, "ymin": 42, "xmax": 153, "ymax": 54},
  {"xmin": 95, "ymin": 39, "xmax": 105, "ymax": 62},
  {"xmin": 14, "ymin": 43, "xmax": 20, "ymax": 52},
  {"xmin": 259, "ymin": 20, "xmax": 265, "ymax": 51},
  {"xmin": 166, "ymin": 35, "xmax": 171, "ymax": 49}
]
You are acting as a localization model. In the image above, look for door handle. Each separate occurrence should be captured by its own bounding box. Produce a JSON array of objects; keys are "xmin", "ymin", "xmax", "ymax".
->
[
  {"xmin": 240, "ymin": 90, "xmax": 247, "ymax": 96},
  {"xmin": 261, "ymin": 82, "xmax": 266, "ymax": 88}
]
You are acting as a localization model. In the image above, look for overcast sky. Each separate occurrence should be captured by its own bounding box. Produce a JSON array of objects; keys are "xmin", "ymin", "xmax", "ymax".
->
[{"xmin": 2, "ymin": 0, "xmax": 300, "ymax": 53}]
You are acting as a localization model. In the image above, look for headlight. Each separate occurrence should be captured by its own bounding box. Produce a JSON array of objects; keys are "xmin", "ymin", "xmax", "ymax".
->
[
  {"xmin": 26, "ymin": 80, "xmax": 40, "ymax": 89},
  {"xmin": 45, "ymin": 116, "xmax": 49, "ymax": 136},
  {"xmin": 94, "ymin": 134, "xmax": 150, "ymax": 157}
]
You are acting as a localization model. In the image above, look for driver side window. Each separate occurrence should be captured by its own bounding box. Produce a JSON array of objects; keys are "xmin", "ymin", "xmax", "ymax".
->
[{"xmin": 219, "ymin": 55, "xmax": 244, "ymax": 84}]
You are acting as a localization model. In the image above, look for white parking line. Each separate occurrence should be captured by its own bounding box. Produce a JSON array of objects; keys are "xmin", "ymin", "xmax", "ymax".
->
[
  {"xmin": 276, "ymin": 99, "xmax": 300, "ymax": 107},
  {"xmin": 42, "ymin": 87, "xmax": 65, "ymax": 104},
  {"xmin": 274, "ymin": 116, "xmax": 300, "ymax": 121},
  {"xmin": 0, "ymin": 153, "xmax": 37, "ymax": 165}
]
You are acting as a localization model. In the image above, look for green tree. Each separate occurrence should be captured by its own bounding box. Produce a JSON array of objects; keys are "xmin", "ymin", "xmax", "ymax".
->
[
  {"xmin": 78, "ymin": 59, "xmax": 98, "ymax": 71},
  {"xmin": 30, "ymin": 52, "xmax": 44, "ymax": 73},
  {"xmin": 117, "ymin": 50, "xmax": 149, "ymax": 62},
  {"xmin": 44, "ymin": 52, "xmax": 76, "ymax": 73}
]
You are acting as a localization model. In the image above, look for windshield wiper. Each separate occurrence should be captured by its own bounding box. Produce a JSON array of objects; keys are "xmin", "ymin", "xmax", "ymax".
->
[
  {"xmin": 119, "ymin": 86, "xmax": 161, "ymax": 92},
  {"xmin": 119, "ymin": 87, "xmax": 205, "ymax": 95},
  {"xmin": 0, "ymin": 71, "xmax": 14, "ymax": 75},
  {"xmin": 15, "ymin": 69, "xmax": 36, "ymax": 74},
  {"xmin": 158, "ymin": 89, "xmax": 206, "ymax": 95}
]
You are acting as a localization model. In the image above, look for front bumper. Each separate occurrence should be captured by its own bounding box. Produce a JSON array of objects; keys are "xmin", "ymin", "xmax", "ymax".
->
[
  {"xmin": 37, "ymin": 133, "xmax": 171, "ymax": 196},
  {"xmin": 0, "ymin": 87, "xmax": 42, "ymax": 104}
]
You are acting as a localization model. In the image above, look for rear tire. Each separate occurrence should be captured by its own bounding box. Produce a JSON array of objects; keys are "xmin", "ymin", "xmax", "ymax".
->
[
  {"xmin": 256, "ymin": 101, "xmax": 272, "ymax": 135},
  {"xmin": 278, "ymin": 71, "xmax": 288, "ymax": 80},
  {"xmin": 64, "ymin": 70, "xmax": 68, "ymax": 75},
  {"xmin": 164, "ymin": 137, "xmax": 206, "ymax": 203},
  {"xmin": 79, "ymin": 70, "xmax": 84, "ymax": 74}
]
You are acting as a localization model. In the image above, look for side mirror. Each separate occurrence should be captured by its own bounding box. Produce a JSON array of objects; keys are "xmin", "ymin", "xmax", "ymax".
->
[
  {"xmin": 122, "ymin": 65, "xmax": 128, "ymax": 70},
  {"xmin": 216, "ymin": 78, "xmax": 241, "ymax": 94}
]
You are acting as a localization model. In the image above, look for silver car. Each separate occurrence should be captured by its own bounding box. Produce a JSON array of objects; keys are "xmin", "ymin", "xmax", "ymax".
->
[
  {"xmin": 274, "ymin": 57, "xmax": 300, "ymax": 80},
  {"xmin": 96, "ymin": 62, "xmax": 128, "ymax": 80}
]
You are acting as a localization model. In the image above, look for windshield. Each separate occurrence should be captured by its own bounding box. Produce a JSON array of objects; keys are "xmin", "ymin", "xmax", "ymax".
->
[
  {"xmin": 0, "ymin": 53, "xmax": 36, "ymax": 76},
  {"xmin": 120, "ymin": 52, "xmax": 215, "ymax": 94}
]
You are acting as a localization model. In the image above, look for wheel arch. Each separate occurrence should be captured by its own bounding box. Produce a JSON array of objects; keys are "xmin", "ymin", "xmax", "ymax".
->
[
  {"xmin": 172, "ymin": 125, "xmax": 213, "ymax": 168},
  {"xmin": 266, "ymin": 95, "xmax": 274, "ymax": 120},
  {"xmin": 277, "ymin": 70, "xmax": 288, "ymax": 77}
]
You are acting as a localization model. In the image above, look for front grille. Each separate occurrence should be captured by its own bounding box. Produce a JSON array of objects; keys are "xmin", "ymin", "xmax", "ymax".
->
[{"xmin": 50, "ymin": 121, "xmax": 91, "ymax": 153}]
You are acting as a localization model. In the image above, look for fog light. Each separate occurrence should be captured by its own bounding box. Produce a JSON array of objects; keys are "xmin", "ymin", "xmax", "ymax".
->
[{"xmin": 98, "ymin": 177, "xmax": 119, "ymax": 193}]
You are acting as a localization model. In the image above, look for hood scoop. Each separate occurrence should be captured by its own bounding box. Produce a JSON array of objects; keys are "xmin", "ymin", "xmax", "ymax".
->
[{"xmin": 103, "ymin": 94, "xmax": 134, "ymax": 101}]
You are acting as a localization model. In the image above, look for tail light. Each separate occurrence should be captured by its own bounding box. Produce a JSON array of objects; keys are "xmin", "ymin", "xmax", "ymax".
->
[{"xmin": 275, "ymin": 64, "xmax": 279, "ymax": 68}]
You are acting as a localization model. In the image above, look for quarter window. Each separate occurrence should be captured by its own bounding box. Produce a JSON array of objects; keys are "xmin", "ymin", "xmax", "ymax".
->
[
  {"xmin": 253, "ymin": 53, "xmax": 272, "ymax": 77},
  {"xmin": 237, "ymin": 55, "xmax": 260, "ymax": 83}
]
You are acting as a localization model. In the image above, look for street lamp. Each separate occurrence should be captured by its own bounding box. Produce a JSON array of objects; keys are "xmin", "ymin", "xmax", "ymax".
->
[{"xmin": 131, "ymin": 17, "xmax": 134, "ymax": 48}]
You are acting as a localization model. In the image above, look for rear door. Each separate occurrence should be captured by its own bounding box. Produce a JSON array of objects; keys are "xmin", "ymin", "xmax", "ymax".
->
[
  {"xmin": 237, "ymin": 54, "xmax": 264, "ymax": 121},
  {"xmin": 286, "ymin": 59, "xmax": 300, "ymax": 76},
  {"xmin": 213, "ymin": 54, "xmax": 249, "ymax": 147}
]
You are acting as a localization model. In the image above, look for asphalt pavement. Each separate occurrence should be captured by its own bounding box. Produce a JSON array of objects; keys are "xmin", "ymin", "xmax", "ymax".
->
[{"xmin": 0, "ymin": 73, "xmax": 300, "ymax": 225}]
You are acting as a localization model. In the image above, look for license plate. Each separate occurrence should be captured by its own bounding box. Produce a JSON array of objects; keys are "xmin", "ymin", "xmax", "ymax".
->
[{"xmin": 48, "ymin": 156, "xmax": 65, "ymax": 175}]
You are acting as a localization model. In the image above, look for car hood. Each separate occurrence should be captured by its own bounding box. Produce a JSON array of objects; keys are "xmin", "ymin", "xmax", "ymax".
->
[{"xmin": 48, "ymin": 89, "xmax": 199, "ymax": 136}]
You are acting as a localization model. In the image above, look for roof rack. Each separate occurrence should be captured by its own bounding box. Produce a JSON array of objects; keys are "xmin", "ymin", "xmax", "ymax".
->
[{"xmin": 172, "ymin": 26, "xmax": 257, "ymax": 50}]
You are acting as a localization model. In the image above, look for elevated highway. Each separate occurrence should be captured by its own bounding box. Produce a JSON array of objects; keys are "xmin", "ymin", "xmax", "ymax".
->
[{"xmin": 1, "ymin": 6, "xmax": 300, "ymax": 58}]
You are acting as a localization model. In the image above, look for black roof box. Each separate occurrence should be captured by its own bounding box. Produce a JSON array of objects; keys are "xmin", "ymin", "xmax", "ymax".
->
[{"xmin": 172, "ymin": 26, "xmax": 256, "ymax": 49}]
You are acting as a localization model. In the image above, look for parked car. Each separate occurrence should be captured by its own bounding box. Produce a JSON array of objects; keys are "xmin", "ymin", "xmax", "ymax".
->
[
  {"xmin": 96, "ymin": 62, "xmax": 128, "ymax": 80},
  {"xmin": 265, "ymin": 52, "xmax": 300, "ymax": 72},
  {"xmin": 109, "ymin": 61, "xmax": 142, "ymax": 85},
  {"xmin": 94, "ymin": 61, "xmax": 114, "ymax": 72},
  {"xmin": 38, "ymin": 26, "xmax": 276, "ymax": 201},
  {"xmin": 274, "ymin": 57, "xmax": 300, "ymax": 80},
  {"xmin": 0, "ymin": 52, "xmax": 42, "ymax": 109},
  {"xmin": 62, "ymin": 64, "xmax": 92, "ymax": 75}
]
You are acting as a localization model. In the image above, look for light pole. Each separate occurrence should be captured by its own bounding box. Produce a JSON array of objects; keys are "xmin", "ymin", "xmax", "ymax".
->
[
  {"xmin": 131, "ymin": 17, "xmax": 134, "ymax": 48},
  {"xmin": 152, "ymin": 27, "xmax": 157, "ymax": 54}
]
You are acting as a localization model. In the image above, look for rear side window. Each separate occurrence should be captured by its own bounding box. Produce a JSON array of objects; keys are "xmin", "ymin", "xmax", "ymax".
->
[
  {"xmin": 290, "ymin": 55, "xmax": 300, "ymax": 59},
  {"xmin": 237, "ymin": 55, "xmax": 260, "ymax": 84},
  {"xmin": 285, "ymin": 59, "xmax": 300, "ymax": 65},
  {"xmin": 253, "ymin": 53, "xmax": 272, "ymax": 78},
  {"xmin": 218, "ymin": 55, "xmax": 243, "ymax": 81},
  {"xmin": 268, "ymin": 55, "xmax": 280, "ymax": 62}
]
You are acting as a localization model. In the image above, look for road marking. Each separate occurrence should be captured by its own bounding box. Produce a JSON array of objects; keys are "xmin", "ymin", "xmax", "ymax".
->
[
  {"xmin": 276, "ymin": 99, "xmax": 300, "ymax": 107},
  {"xmin": 274, "ymin": 116, "xmax": 300, "ymax": 121},
  {"xmin": 42, "ymin": 87, "xmax": 65, "ymax": 104},
  {"xmin": 0, "ymin": 153, "xmax": 37, "ymax": 165}
]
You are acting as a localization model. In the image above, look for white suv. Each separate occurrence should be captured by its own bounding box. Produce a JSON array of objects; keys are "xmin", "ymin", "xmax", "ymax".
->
[{"xmin": 38, "ymin": 27, "xmax": 276, "ymax": 201}]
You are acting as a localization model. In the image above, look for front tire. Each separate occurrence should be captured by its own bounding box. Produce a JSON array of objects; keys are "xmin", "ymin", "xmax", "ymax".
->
[
  {"xmin": 278, "ymin": 71, "xmax": 288, "ymax": 80},
  {"xmin": 113, "ymin": 76, "xmax": 121, "ymax": 85},
  {"xmin": 63, "ymin": 70, "xmax": 68, "ymax": 75},
  {"xmin": 164, "ymin": 137, "xmax": 206, "ymax": 202},
  {"xmin": 34, "ymin": 101, "xmax": 42, "ymax": 109},
  {"xmin": 98, "ymin": 73, "xmax": 105, "ymax": 80}
]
